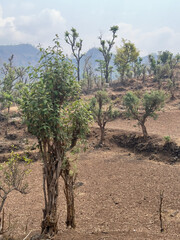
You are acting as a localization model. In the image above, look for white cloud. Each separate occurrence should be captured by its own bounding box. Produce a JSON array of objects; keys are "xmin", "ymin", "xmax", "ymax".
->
[
  {"xmin": 0, "ymin": 4, "xmax": 179, "ymax": 57},
  {"xmin": 115, "ymin": 23, "xmax": 180, "ymax": 56},
  {"xmin": 0, "ymin": 5, "xmax": 67, "ymax": 47}
]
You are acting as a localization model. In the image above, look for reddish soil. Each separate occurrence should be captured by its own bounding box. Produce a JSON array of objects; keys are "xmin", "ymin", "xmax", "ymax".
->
[{"xmin": 0, "ymin": 79, "xmax": 180, "ymax": 240}]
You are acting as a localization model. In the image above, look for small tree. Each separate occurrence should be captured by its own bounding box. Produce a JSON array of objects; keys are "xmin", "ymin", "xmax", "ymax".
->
[
  {"xmin": 167, "ymin": 53, "xmax": 180, "ymax": 99},
  {"xmin": 123, "ymin": 90, "xmax": 165, "ymax": 139},
  {"xmin": 82, "ymin": 56, "xmax": 95, "ymax": 90},
  {"xmin": 95, "ymin": 60, "xmax": 106, "ymax": 87},
  {"xmin": 65, "ymin": 28, "xmax": 84, "ymax": 82},
  {"xmin": 0, "ymin": 152, "xmax": 30, "ymax": 233},
  {"xmin": 20, "ymin": 36, "xmax": 92, "ymax": 237},
  {"xmin": 90, "ymin": 90, "xmax": 118, "ymax": 144},
  {"xmin": 114, "ymin": 38, "xmax": 139, "ymax": 84},
  {"xmin": 148, "ymin": 54, "xmax": 158, "ymax": 76},
  {"xmin": 0, "ymin": 55, "xmax": 27, "ymax": 135},
  {"xmin": 99, "ymin": 25, "xmax": 119, "ymax": 83}
]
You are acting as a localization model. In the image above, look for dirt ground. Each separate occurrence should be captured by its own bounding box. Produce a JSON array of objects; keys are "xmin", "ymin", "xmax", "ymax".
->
[{"xmin": 0, "ymin": 81, "xmax": 180, "ymax": 240}]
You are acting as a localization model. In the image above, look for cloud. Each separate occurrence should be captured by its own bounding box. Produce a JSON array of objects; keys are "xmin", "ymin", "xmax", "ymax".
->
[
  {"xmin": 0, "ymin": 5, "xmax": 67, "ymax": 47},
  {"xmin": 115, "ymin": 23, "xmax": 180, "ymax": 56},
  {"xmin": 0, "ymin": 4, "xmax": 179, "ymax": 56}
]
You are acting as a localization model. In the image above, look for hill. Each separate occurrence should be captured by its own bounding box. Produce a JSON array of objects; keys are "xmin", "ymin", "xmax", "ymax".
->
[
  {"xmin": 0, "ymin": 44, "xmax": 40, "ymax": 67},
  {"xmin": 0, "ymin": 44, "xmax": 156, "ymax": 77}
]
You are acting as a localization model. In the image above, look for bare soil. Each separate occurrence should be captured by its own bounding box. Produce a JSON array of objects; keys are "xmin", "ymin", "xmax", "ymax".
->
[{"xmin": 0, "ymin": 79, "xmax": 180, "ymax": 240}]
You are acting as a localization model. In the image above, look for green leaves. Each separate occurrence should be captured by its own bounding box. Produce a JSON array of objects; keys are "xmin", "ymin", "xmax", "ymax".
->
[
  {"xmin": 99, "ymin": 25, "xmax": 119, "ymax": 83},
  {"xmin": 20, "ymin": 36, "xmax": 92, "ymax": 152},
  {"xmin": 123, "ymin": 90, "xmax": 165, "ymax": 138},
  {"xmin": 114, "ymin": 39, "xmax": 139, "ymax": 82},
  {"xmin": 123, "ymin": 90, "xmax": 165, "ymax": 122}
]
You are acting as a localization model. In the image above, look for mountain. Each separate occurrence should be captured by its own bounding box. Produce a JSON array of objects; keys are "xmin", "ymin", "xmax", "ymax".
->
[
  {"xmin": 78, "ymin": 47, "xmax": 115, "ymax": 75},
  {"xmin": 0, "ymin": 44, "xmax": 155, "ymax": 77},
  {"xmin": 0, "ymin": 44, "xmax": 40, "ymax": 67}
]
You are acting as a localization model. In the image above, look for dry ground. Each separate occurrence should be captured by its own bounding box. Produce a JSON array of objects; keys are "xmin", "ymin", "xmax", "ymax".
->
[{"xmin": 0, "ymin": 82, "xmax": 180, "ymax": 240}]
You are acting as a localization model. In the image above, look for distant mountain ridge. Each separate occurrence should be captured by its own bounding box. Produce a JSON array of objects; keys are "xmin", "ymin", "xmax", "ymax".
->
[
  {"xmin": 0, "ymin": 44, "xmax": 155, "ymax": 76},
  {"xmin": 0, "ymin": 44, "xmax": 40, "ymax": 67}
]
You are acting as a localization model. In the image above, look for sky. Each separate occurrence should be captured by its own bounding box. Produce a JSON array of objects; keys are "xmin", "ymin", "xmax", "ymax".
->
[{"xmin": 0, "ymin": 0, "xmax": 179, "ymax": 56}]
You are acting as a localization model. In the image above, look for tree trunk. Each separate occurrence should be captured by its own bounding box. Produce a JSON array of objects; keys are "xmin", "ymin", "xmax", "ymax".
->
[
  {"xmin": 77, "ymin": 61, "xmax": 80, "ymax": 82},
  {"xmin": 100, "ymin": 126, "xmax": 105, "ymax": 144},
  {"xmin": 141, "ymin": 123, "xmax": 148, "ymax": 139},
  {"xmin": 105, "ymin": 64, "xmax": 109, "ymax": 83},
  {"xmin": 40, "ymin": 141, "xmax": 63, "ymax": 236},
  {"xmin": 41, "ymin": 178, "xmax": 58, "ymax": 236},
  {"xmin": 5, "ymin": 106, "xmax": 10, "ymax": 136},
  {"xmin": 62, "ymin": 162, "xmax": 76, "ymax": 229}
]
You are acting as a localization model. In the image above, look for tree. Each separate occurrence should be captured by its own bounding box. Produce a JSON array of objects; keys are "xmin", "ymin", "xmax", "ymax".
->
[
  {"xmin": 133, "ymin": 57, "xmax": 143, "ymax": 79},
  {"xmin": 0, "ymin": 55, "xmax": 27, "ymax": 136},
  {"xmin": 82, "ymin": 56, "xmax": 95, "ymax": 90},
  {"xmin": 0, "ymin": 152, "xmax": 30, "ymax": 234},
  {"xmin": 114, "ymin": 39, "xmax": 139, "ymax": 84},
  {"xmin": 20, "ymin": 36, "xmax": 92, "ymax": 237},
  {"xmin": 151, "ymin": 51, "xmax": 180, "ymax": 94},
  {"xmin": 95, "ymin": 60, "xmax": 106, "ymax": 87},
  {"xmin": 166, "ymin": 53, "xmax": 180, "ymax": 99},
  {"xmin": 90, "ymin": 90, "xmax": 118, "ymax": 144},
  {"xmin": 99, "ymin": 25, "xmax": 119, "ymax": 83},
  {"xmin": 123, "ymin": 90, "xmax": 165, "ymax": 139},
  {"xmin": 65, "ymin": 28, "xmax": 84, "ymax": 82}
]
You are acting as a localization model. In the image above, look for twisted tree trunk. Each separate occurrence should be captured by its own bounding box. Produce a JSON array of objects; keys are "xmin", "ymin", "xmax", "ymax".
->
[
  {"xmin": 40, "ymin": 140, "xmax": 63, "ymax": 236},
  {"xmin": 62, "ymin": 162, "xmax": 76, "ymax": 229}
]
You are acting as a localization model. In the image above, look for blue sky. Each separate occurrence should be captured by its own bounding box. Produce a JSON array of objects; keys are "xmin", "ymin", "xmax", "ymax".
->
[{"xmin": 0, "ymin": 0, "xmax": 179, "ymax": 56}]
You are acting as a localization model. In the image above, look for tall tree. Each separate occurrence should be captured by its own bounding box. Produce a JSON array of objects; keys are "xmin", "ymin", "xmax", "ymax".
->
[
  {"xmin": 65, "ymin": 28, "xmax": 84, "ymax": 82},
  {"xmin": 20, "ymin": 36, "xmax": 92, "ymax": 237},
  {"xmin": 99, "ymin": 25, "xmax": 119, "ymax": 83},
  {"xmin": 114, "ymin": 39, "xmax": 139, "ymax": 84}
]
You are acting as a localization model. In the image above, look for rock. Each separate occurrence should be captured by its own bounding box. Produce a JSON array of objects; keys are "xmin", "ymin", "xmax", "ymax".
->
[{"xmin": 170, "ymin": 210, "xmax": 179, "ymax": 217}]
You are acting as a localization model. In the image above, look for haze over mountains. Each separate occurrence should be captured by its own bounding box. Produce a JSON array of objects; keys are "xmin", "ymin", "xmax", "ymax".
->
[{"xmin": 0, "ymin": 44, "xmax": 151, "ymax": 76}]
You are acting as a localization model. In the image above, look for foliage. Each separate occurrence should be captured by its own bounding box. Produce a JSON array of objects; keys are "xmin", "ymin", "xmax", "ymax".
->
[
  {"xmin": 82, "ymin": 56, "xmax": 95, "ymax": 90},
  {"xmin": 0, "ymin": 151, "xmax": 31, "ymax": 214},
  {"xmin": 0, "ymin": 55, "xmax": 27, "ymax": 135},
  {"xmin": 148, "ymin": 51, "xmax": 180, "ymax": 97},
  {"xmin": 99, "ymin": 25, "xmax": 119, "ymax": 83},
  {"xmin": 164, "ymin": 135, "xmax": 171, "ymax": 143},
  {"xmin": 90, "ymin": 90, "xmax": 119, "ymax": 144},
  {"xmin": 65, "ymin": 28, "xmax": 84, "ymax": 81},
  {"xmin": 20, "ymin": 35, "xmax": 92, "ymax": 236},
  {"xmin": 123, "ymin": 90, "xmax": 165, "ymax": 138},
  {"xmin": 0, "ymin": 55, "xmax": 27, "ymax": 111},
  {"xmin": 114, "ymin": 38, "xmax": 139, "ymax": 83}
]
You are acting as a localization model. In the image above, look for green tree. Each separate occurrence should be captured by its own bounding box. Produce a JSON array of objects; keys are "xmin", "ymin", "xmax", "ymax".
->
[
  {"xmin": 166, "ymin": 53, "xmax": 180, "ymax": 99},
  {"xmin": 123, "ymin": 90, "xmax": 165, "ymax": 139},
  {"xmin": 95, "ymin": 59, "xmax": 106, "ymax": 87},
  {"xmin": 99, "ymin": 25, "xmax": 119, "ymax": 83},
  {"xmin": 0, "ymin": 55, "xmax": 27, "ymax": 135},
  {"xmin": 65, "ymin": 28, "xmax": 84, "ymax": 82},
  {"xmin": 133, "ymin": 57, "xmax": 143, "ymax": 79},
  {"xmin": 20, "ymin": 36, "xmax": 92, "ymax": 236},
  {"xmin": 148, "ymin": 54, "xmax": 158, "ymax": 75},
  {"xmin": 114, "ymin": 38, "xmax": 139, "ymax": 84},
  {"xmin": 90, "ymin": 90, "xmax": 118, "ymax": 144}
]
